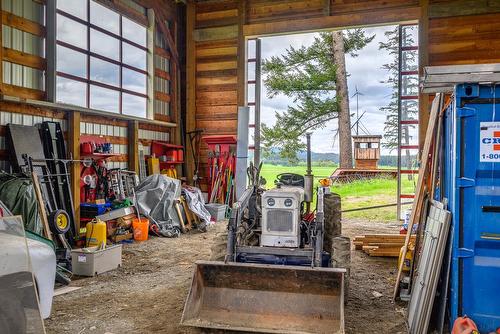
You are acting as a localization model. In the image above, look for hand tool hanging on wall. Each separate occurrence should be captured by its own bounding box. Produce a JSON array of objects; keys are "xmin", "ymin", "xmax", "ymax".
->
[{"xmin": 187, "ymin": 129, "xmax": 203, "ymax": 187}]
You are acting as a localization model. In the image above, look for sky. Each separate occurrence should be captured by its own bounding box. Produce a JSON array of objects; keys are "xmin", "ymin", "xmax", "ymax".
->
[{"xmin": 258, "ymin": 25, "xmax": 398, "ymax": 155}]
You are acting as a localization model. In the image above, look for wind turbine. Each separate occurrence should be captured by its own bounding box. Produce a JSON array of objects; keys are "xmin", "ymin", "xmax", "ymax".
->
[{"xmin": 351, "ymin": 86, "xmax": 364, "ymax": 136}]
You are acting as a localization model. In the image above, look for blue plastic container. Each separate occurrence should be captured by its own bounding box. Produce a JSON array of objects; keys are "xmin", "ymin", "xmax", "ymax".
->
[{"xmin": 442, "ymin": 83, "xmax": 500, "ymax": 332}]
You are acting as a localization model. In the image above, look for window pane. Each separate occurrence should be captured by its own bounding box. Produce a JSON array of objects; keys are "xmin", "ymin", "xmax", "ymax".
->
[
  {"xmin": 122, "ymin": 42, "xmax": 146, "ymax": 70},
  {"xmin": 90, "ymin": 57, "xmax": 119, "ymax": 86},
  {"xmin": 57, "ymin": 0, "xmax": 87, "ymax": 20},
  {"xmin": 56, "ymin": 76, "xmax": 86, "ymax": 107},
  {"xmin": 90, "ymin": 28, "xmax": 119, "ymax": 61},
  {"xmin": 57, "ymin": 45, "xmax": 86, "ymax": 78},
  {"xmin": 57, "ymin": 14, "xmax": 87, "ymax": 49},
  {"xmin": 122, "ymin": 16, "xmax": 146, "ymax": 47},
  {"xmin": 90, "ymin": 85, "xmax": 119, "ymax": 113},
  {"xmin": 122, "ymin": 93, "xmax": 146, "ymax": 118},
  {"xmin": 122, "ymin": 68, "xmax": 146, "ymax": 94},
  {"xmin": 90, "ymin": 1, "xmax": 119, "ymax": 35}
]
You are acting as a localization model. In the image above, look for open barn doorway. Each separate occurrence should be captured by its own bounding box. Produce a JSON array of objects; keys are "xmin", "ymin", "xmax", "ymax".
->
[{"xmin": 244, "ymin": 24, "xmax": 420, "ymax": 225}]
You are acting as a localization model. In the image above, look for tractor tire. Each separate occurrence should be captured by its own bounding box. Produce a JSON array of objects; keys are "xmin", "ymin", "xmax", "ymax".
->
[
  {"xmin": 323, "ymin": 193, "xmax": 342, "ymax": 253},
  {"xmin": 210, "ymin": 231, "xmax": 228, "ymax": 261},
  {"xmin": 331, "ymin": 235, "xmax": 351, "ymax": 302}
]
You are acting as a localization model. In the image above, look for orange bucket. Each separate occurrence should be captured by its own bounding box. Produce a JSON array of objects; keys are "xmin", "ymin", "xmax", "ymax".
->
[{"xmin": 132, "ymin": 218, "xmax": 149, "ymax": 241}]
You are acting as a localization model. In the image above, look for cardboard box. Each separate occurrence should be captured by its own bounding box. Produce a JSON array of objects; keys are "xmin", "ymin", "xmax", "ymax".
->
[{"xmin": 71, "ymin": 244, "xmax": 122, "ymax": 276}]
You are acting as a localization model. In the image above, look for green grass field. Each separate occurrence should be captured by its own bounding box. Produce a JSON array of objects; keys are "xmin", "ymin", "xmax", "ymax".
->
[{"xmin": 260, "ymin": 164, "xmax": 416, "ymax": 222}]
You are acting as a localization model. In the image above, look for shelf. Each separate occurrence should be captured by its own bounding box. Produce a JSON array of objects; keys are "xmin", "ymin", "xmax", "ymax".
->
[
  {"xmin": 159, "ymin": 160, "xmax": 184, "ymax": 165},
  {"xmin": 81, "ymin": 152, "xmax": 121, "ymax": 159},
  {"xmin": 151, "ymin": 140, "xmax": 183, "ymax": 149}
]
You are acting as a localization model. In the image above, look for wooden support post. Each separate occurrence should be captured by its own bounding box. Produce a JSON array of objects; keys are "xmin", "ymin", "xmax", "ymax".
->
[
  {"xmin": 419, "ymin": 0, "xmax": 430, "ymax": 150},
  {"xmin": 68, "ymin": 111, "xmax": 81, "ymax": 236},
  {"xmin": 237, "ymin": 0, "xmax": 247, "ymax": 107},
  {"xmin": 128, "ymin": 120, "xmax": 139, "ymax": 173},
  {"xmin": 185, "ymin": 1, "xmax": 196, "ymax": 184}
]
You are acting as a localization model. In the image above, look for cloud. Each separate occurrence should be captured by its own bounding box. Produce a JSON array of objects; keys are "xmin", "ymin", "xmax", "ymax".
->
[{"xmin": 259, "ymin": 25, "xmax": 399, "ymax": 155}]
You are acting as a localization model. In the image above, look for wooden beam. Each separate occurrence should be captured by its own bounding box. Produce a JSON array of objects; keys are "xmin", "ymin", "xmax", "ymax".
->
[
  {"xmin": 194, "ymin": 25, "xmax": 238, "ymax": 42},
  {"xmin": 185, "ymin": 1, "xmax": 196, "ymax": 184},
  {"xmin": 0, "ymin": 84, "xmax": 45, "ymax": 100},
  {"xmin": 128, "ymin": 120, "xmax": 139, "ymax": 173},
  {"xmin": 154, "ymin": 91, "xmax": 171, "ymax": 102},
  {"xmin": 2, "ymin": 11, "xmax": 46, "ymax": 37},
  {"xmin": 154, "ymin": 46, "xmax": 171, "ymax": 60},
  {"xmin": 429, "ymin": 0, "xmax": 500, "ymax": 18},
  {"xmin": 419, "ymin": 0, "xmax": 430, "ymax": 149},
  {"xmin": 237, "ymin": 0, "xmax": 247, "ymax": 107},
  {"xmin": 2, "ymin": 47, "xmax": 46, "ymax": 70},
  {"xmin": 243, "ymin": 6, "xmax": 420, "ymax": 37},
  {"xmin": 155, "ymin": 68, "xmax": 171, "ymax": 80},
  {"xmin": 154, "ymin": 9, "xmax": 179, "ymax": 65},
  {"xmin": 68, "ymin": 111, "xmax": 81, "ymax": 237}
]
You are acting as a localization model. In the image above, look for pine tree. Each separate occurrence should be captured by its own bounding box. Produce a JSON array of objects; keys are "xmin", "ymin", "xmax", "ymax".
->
[{"xmin": 261, "ymin": 30, "xmax": 374, "ymax": 165}]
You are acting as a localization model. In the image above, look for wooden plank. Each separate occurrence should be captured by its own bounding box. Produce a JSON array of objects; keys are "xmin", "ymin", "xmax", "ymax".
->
[
  {"xmin": 243, "ymin": 6, "xmax": 420, "ymax": 36},
  {"xmin": 0, "ymin": 101, "xmax": 64, "ymax": 119},
  {"xmin": 196, "ymin": 46, "xmax": 238, "ymax": 58},
  {"xmin": 429, "ymin": 0, "xmax": 500, "ymax": 18},
  {"xmin": 155, "ymin": 91, "xmax": 171, "ymax": 102},
  {"xmin": 128, "ymin": 121, "xmax": 139, "ymax": 173},
  {"xmin": 393, "ymin": 93, "xmax": 443, "ymax": 300},
  {"xmin": 197, "ymin": 9, "xmax": 239, "ymax": 22},
  {"xmin": 0, "ymin": 84, "xmax": 45, "ymax": 100},
  {"xmin": 197, "ymin": 60, "xmax": 237, "ymax": 71},
  {"xmin": 53, "ymin": 286, "xmax": 82, "ymax": 297},
  {"xmin": 2, "ymin": 11, "xmax": 46, "ymax": 36},
  {"xmin": 155, "ymin": 46, "xmax": 171, "ymax": 60},
  {"xmin": 419, "ymin": 0, "xmax": 430, "ymax": 149},
  {"xmin": 194, "ymin": 25, "xmax": 238, "ymax": 42},
  {"xmin": 237, "ymin": 0, "xmax": 246, "ymax": 107},
  {"xmin": 331, "ymin": 0, "xmax": 419, "ymax": 14},
  {"xmin": 196, "ymin": 1, "xmax": 239, "ymax": 14},
  {"xmin": 3, "ymin": 47, "xmax": 46, "ymax": 70},
  {"xmin": 32, "ymin": 172, "xmax": 52, "ymax": 241},
  {"xmin": 68, "ymin": 111, "xmax": 81, "ymax": 236},
  {"xmin": 155, "ymin": 68, "xmax": 171, "ymax": 81},
  {"xmin": 197, "ymin": 76, "xmax": 237, "ymax": 86},
  {"xmin": 196, "ymin": 90, "xmax": 237, "ymax": 106}
]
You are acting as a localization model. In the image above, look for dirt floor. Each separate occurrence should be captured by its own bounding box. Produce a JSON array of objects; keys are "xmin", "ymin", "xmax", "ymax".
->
[{"xmin": 45, "ymin": 219, "xmax": 407, "ymax": 334}]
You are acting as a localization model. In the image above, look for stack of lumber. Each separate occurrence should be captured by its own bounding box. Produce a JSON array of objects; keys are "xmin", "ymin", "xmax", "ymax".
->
[{"xmin": 353, "ymin": 234, "xmax": 415, "ymax": 257}]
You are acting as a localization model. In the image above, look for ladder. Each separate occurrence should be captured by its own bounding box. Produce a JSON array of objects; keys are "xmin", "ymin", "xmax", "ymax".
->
[
  {"xmin": 246, "ymin": 38, "xmax": 262, "ymax": 166},
  {"xmin": 396, "ymin": 24, "xmax": 420, "ymax": 221}
]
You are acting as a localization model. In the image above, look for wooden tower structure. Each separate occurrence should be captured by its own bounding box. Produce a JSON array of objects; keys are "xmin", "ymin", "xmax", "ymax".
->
[{"xmin": 352, "ymin": 135, "xmax": 382, "ymax": 169}]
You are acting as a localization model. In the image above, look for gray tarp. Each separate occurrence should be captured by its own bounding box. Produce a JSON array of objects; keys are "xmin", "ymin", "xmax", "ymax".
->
[
  {"xmin": 182, "ymin": 186, "xmax": 211, "ymax": 230},
  {"xmin": 134, "ymin": 174, "xmax": 181, "ymax": 238}
]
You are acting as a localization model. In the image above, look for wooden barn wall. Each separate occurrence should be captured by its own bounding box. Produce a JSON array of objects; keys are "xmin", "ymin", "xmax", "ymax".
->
[{"xmin": 427, "ymin": 1, "xmax": 500, "ymax": 66}]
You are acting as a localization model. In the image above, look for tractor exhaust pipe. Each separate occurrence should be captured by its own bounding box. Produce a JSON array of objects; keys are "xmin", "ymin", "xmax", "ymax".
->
[{"xmin": 304, "ymin": 133, "xmax": 314, "ymax": 212}]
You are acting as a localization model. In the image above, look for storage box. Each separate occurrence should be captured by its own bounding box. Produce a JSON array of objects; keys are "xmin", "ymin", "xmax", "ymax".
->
[
  {"xmin": 205, "ymin": 203, "xmax": 227, "ymax": 222},
  {"xmin": 71, "ymin": 244, "xmax": 122, "ymax": 276}
]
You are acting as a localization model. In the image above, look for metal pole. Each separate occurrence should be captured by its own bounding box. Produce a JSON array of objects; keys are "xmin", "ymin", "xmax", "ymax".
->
[
  {"xmin": 396, "ymin": 25, "xmax": 403, "ymax": 222},
  {"xmin": 254, "ymin": 39, "xmax": 262, "ymax": 167},
  {"xmin": 304, "ymin": 133, "xmax": 313, "ymax": 212},
  {"xmin": 235, "ymin": 106, "xmax": 250, "ymax": 200}
]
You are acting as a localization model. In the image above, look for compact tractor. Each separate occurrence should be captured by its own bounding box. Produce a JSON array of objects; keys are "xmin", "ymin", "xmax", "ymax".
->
[{"xmin": 182, "ymin": 135, "xmax": 349, "ymax": 334}]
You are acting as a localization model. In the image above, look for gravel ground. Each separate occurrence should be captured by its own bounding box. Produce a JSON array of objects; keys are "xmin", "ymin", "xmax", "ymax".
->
[{"xmin": 45, "ymin": 218, "xmax": 407, "ymax": 334}]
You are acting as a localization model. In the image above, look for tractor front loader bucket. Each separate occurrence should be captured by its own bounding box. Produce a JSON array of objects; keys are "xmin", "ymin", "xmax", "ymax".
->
[{"xmin": 181, "ymin": 261, "xmax": 345, "ymax": 334}]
